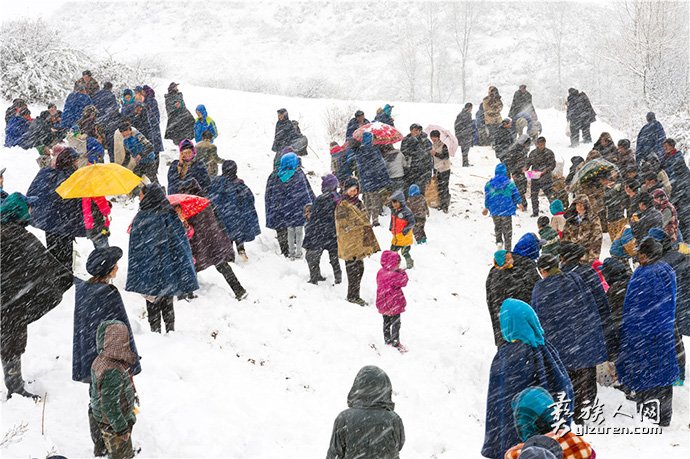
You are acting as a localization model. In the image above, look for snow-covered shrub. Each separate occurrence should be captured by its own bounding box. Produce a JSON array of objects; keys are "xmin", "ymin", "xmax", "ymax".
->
[
  {"xmin": 322, "ymin": 103, "xmax": 358, "ymax": 144},
  {"xmin": 91, "ymin": 57, "xmax": 153, "ymax": 98},
  {"xmin": 0, "ymin": 19, "xmax": 91, "ymax": 104}
]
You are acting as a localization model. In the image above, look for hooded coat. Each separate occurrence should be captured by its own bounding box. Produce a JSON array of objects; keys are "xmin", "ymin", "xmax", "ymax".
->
[
  {"xmin": 616, "ymin": 261, "xmax": 679, "ymax": 391},
  {"xmin": 562, "ymin": 195, "xmax": 602, "ymax": 264},
  {"xmin": 125, "ymin": 184, "xmax": 198, "ymax": 297},
  {"xmin": 345, "ymin": 117, "xmax": 370, "ymax": 140},
  {"xmin": 335, "ymin": 193, "xmax": 380, "ymax": 261},
  {"xmin": 454, "ymin": 108, "xmax": 474, "ymax": 147},
  {"xmin": 179, "ymin": 180, "xmax": 235, "ymax": 271},
  {"xmin": 61, "ymin": 92, "xmax": 93, "ymax": 128},
  {"xmin": 143, "ymin": 87, "xmax": 163, "ymax": 152},
  {"xmin": 658, "ymin": 246, "xmax": 690, "ymax": 337},
  {"xmin": 91, "ymin": 88, "xmax": 119, "ymax": 125},
  {"xmin": 486, "ymin": 255, "xmax": 541, "ymax": 347},
  {"xmin": 327, "ymin": 366, "xmax": 405, "ymax": 459},
  {"xmin": 208, "ymin": 162, "xmax": 261, "ymax": 244},
  {"xmin": 376, "ymin": 251, "xmax": 408, "ymax": 316},
  {"xmin": 513, "ymin": 233, "xmax": 541, "ymax": 261},
  {"xmin": 482, "ymin": 87, "xmax": 503, "ymax": 125},
  {"xmin": 73, "ymin": 279, "xmax": 141, "ymax": 383},
  {"xmin": 167, "ymin": 158, "xmax": 212, "ymax": 196},
  {"xmin": 508, "ymin": 89, "xmax": 533, "ymax": 119},
  {"xmin": 482, "ymin": 299, "xmax": 574, "ymax": 459},
  {"xmin": 389, "ymin": 190, "xmax": 415, "ymax": 246},
  {"xmin": 27, "ymin": 156, "xmax": 86, "ymax": 237},
  {"xmin": 164, "ymin": 91, "xmax": 195, "ymax": 144},
  {"xmin": 354, "ymin": 132, "xmax": 391, "ymax": 192},
  {"xmin": 400, "ymin": 132, "xmax": 433, "ymax": 187},
  {"xmin": 193, "ymin": 104, "xmax": 218, "ymax": 142},
  {"xmin": 265, "ymin": 153, "xmax": 314, "ymax": 229},
  {"xmin": 635, "ymin": 117, "xmax": 666, "ymax": 165},
  {"xmin": 531, "ymin": 271, "xmax": 608, "ymax": 369},
  {"xmin": 89, "ymin": 320, "xmax": 138, "ymax": 435},
  {"xmin": 484, "ymin": 163, "xmax": 521, "ymax": 216},
  {"xmin": 601, "ymin": 258, "xmax": 631, "ymax": 358},
  {"xmin": 271, "ymin": 112, "xmax": 298, "ymax": 152},
  {"xmin": 1, "ymin": 194, "xmax": 73, "ymax": 359},
  {"xmin": 302, "ymin": 188, "xmax": 340, "ymax": 252}
]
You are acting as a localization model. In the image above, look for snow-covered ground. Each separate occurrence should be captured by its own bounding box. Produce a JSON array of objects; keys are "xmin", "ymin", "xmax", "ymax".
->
[{"xmin": 1, "ymin": 85, "xmax": 688, "ymax": 458}]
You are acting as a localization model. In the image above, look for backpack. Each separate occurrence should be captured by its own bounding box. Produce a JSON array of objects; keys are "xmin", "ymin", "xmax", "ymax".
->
[{"xmin": 290, "ymin": 120, "xmax": 308, "ymax": 156}]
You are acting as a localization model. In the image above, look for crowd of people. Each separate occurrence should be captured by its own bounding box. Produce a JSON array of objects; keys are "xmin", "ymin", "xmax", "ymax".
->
[{"xmin": 2, "ymin": 72, "xmax": 689, "ymax": 459}]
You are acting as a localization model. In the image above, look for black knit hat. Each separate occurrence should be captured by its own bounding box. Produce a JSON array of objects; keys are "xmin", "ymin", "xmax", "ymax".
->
[
  {"xmin": 638, "ymin": 237, "xmax": 663, "ymax": 263},
  {"xmin": 86, "ymin": 247, "xmax": 123, "ymax": 277}
]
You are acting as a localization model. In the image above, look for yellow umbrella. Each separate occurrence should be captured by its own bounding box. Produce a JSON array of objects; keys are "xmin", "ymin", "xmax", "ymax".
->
[{"xmin": 56, "ymin": 163, "xmax": 143, "ymax": 198}]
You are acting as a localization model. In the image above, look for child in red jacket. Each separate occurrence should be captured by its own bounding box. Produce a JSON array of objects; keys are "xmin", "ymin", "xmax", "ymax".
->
[{"xmin": 376, "ymin": 250, "xmax": 409, "ymax": 349}]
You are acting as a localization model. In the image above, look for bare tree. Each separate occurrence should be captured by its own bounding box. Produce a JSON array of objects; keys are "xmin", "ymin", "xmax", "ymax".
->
[
  {"xmin": 545, "ymin": 4, "xmax": 567, "ymax": 97},
  {"xmin": 450, "ymin": 1, "xmax": 477, "ymax": 103},
  {"xmin": 398, "ymin": 26, "xmax": 419, "ymax": 102},
  {"xmin": 421, "ymin": 4, "xmax": 441, "ymax": 102}
]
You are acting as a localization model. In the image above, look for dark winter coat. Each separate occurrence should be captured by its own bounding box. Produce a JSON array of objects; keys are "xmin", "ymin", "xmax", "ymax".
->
[
  {"xmin": 144, "ymin": 95, "xmax": 164, "ymax": 153},
  {"xmin": 26, "ymin": 113, "xmax": 54, "ymax": 148},
  {"xmin": 400, "ymin": 133, "xmax": 433, "ymax": 186},
  {"xmin": 504, "ymin": 142, "xmax": 529, "ymax": 176},
  {"xmin": 92, "ymin": 89, "xmax": 119, "ymax": 125},
  {"xmin": 354, "ymin": 133, "xmax": 390, "ymax": 192},
  {"xmin": 635, "ymin": 120, "xmax": 666, "ymax": 165},
  {"xmin": 493, "ymin": 125, "xmax": 515, "ymax": 161},
  {"xmin": 61, "ymin": 92, "xmax": 93, "ymax": 129},
  {"xmin": 208, "ymin": 176, "xmax": 261, "ymax": 245},
  {"xmin": 164, "ymin": 92, "xmax": 195, "ymax": 144},
  {"xmin": 527, "ymin": 147, "xmax": 556, "ymax": 183},
  {"xmin": 327, "ymin": 366, "xmax": 405, "ymax": 459},
  {"xmin": 131, "ymin": 107, "xmax": 152, "ymax": 144},
  {"xmin": 531, "ymin": 271, "xmax": 608, "ymax": 369},
  {"xmin": 604, "ymin": 183, "xmax": 628, "ymax": 222},
  {"xmin": 482, "ymin": 299, "xmax": 573, "ymax": 459},
  {"xmin": 508, "ymin": 90, "xmax": 533, "ymax": 119},
  {"xmin": 601, "ymin": 258, "xmax": 631, "ymax": 359},
  {"xmin": 303, "ymin": 191, "xmax": 339, "ymax": 252},
  {"xmin": 345, "ymin": 117, "xmax": 370, "ymax": 140},
  {"xmin": 1, "ymin": 219, "xmax": 72, "ymax": 359},
  {"xmin": 125, "ymin": 184, "xmax": 198, "ymax": 297},
  {"xmin": 593, "ymin": 140, "xmax": 617, "ymax": 163},
  {"xmin": 27, "ymin": 165, "xmax": 86, "ymax": 237},
  {"xmin": 631, "ymin": 206, "xmax": 663, "ymax": 242},
  {"xmin": 73, "ymin": 279, "xmax": 141, "ymax": 383},
  {"xmin": 264, "ymin": 168, "xmax": 314, "ymax": 229},
  {"xmin": 454, "ymin": 109, "xmax": 473, "ymax": 147},
  {"xmin": 374, "ymin": 112, "xmax": 394, "ymax": 126},
  {"xmin": 167, "ymin": 159, "xmax": 211, "ymax": 195},
  {"xmin": 566, "ymin": 91, "xmax": 595, "ymax": 127},
  {"xmin": 513, "ymin": 234, "xmax": 541, "ymax": 261},
  {"xmin": 661, "ymin": 150, "xmax": 690, "ymax": 208},
  {"xmin": 562, "ymin": 262, "xmax": 615, "ymax": 360},
  {"xmin": 485, "ymin": 257, "xmax": 540, "ymax": 347},
  {"xmin": 271, "ymin": 116, "xmax": 299, "ymax": 153},
  {"xmin": 617, "ymin": 261, "xmax": 679, "ymax": 391},
  {"xmin": 4, "ymin": 116, "xmax": 32, "ymax": 148},
  {"xmin": 178, "ymin": 179, "xmax": 236, "ymax": 271},
  {"xmin": 660, "ymin": 249, "xmax": 690, "ymax": 336}
]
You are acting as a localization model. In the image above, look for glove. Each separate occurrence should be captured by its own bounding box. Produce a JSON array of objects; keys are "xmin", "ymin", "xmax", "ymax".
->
[{"xmin": 101, "ymin": 228, "xmax": 111, "ymax": 238}]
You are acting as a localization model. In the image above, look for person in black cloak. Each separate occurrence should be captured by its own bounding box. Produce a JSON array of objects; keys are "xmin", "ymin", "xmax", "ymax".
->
[
  {"xmin": 73, "ymin": 246, "xmax": 141, "ymax": 457},
  {"xmin": 1, "ymin": 192, "xmax": 73, "ymax": 399},
  {"xmin": 326, "ymin": 366, "xmax": 405, "ymax": 459},
  {"xmin": 177, "ymin": 179, "xmax": 248, "ymax": 301}
]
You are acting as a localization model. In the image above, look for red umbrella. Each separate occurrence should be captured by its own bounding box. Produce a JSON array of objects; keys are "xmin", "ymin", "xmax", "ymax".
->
[
  {"xmin": 352, "ymin": 122, "xmax": 403, "ymax": 145},
  {"xmin": 167, "ymin": 194, "xmax": 210, "ymax": 219}
]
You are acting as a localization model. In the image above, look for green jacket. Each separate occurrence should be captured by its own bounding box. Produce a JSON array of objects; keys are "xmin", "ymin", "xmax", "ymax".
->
[
  {"xmin": 539, "ymin": 225, "xmax": 560, "ymax": 256},
  {"xmin": 89, "ymin": 320, "xmax": 137, "ymax": 434}
]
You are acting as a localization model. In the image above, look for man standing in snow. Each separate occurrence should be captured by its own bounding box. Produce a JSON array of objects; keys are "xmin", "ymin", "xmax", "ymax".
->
[
  {"xmin": 660, "ymin": 139, "xmax": 690, "ymax": 241},
  {"xmin": 635, "ymin": 112, "xmax": 666, "ymax": 166},
  {"xmin": 454, "ymin": 102, "xmax": 474, "ymax": 167},
  {"xmin": 345, "ymin": 110, "xmax": 369, "ymax": 140},
  {"xmin": 401, "ymin": 124, "xmax": 433, "ymax": 193},
  {"xmin": 508, "ymin": 84, "xmax": 532, "ymax": 120},
  {"xmin": 526, "ymin": 137, "xmax": 556, "ymax": 217}
]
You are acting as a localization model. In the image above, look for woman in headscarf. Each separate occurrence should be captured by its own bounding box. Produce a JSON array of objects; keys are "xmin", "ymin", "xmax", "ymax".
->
[{"xmin": 167, "ymin": 139, "xmax": 211, "ymax": 195}]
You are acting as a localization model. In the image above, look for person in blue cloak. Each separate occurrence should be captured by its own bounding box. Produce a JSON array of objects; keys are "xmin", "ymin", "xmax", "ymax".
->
[
  {"xmin": 61, "ymin": 84, "xmax": 93, "ymax": 129},
  {"xmin": 271, "ymin": 108, "xmax": 299, "ymax": 154},
  {"xmin": 142, "ymin": 85, "xmax": 164, "ymax": 153},
  {"xmin": 73, "ymin": 246, "xmax": 141, "ymax": 457},
  {"xmin": 125, "ymin": 183, "xmax": 198, "ymax": 333},
  {"xmin": 531, "ymin": 254, "xmax": 607, "ymax": 425},
  {"xmin": 265, "ymin": 152, "xmax": 314, "ymax": 260},
  {"xmin": 559, "ymin": 242, "xmax": 616, "ymax": 360},
  {"xmin": 167, "ymin": 139, "xmax": 211, "ymax": 195},
  {"xmin": 374, "ymin": 104, "xmax": 395, "ymax": 126},
  {"xmin": 481, "ymin": 298, "xmax": 573, "ymax": 459},
  {"xmin": 635, "ymin": 112, "xmax": 666, "ymax": 166},
  {"xmin": 345, "ymin": 110, "xmax": 369, "ymax": 140},
  {"xmin": 27, "ymin": 147, "xmax": 85, "ymax": 270},
  {"xmin": 355, "ymin": 132, "xmax": 390, "ymax": 226},
  {"xmin": 617, "ymin": 237, "xmax": 679, "ymax": 427},
  {"xmin": 208, "ymin": 160, "xmax": 261, "ymax": 261},
  {"xmin": 91, "ymin": 81, "xmax": 119, "ymax": 126},
  {"xmin": 513, "ymin": 232, "xmax": 541, "ymax": 262},
  {"xmin": 303, "ymin": 174, "xmax": 342, "ymax": 284},
  {"xmin": 4, "ymin": 106, "xmax": 33, "ymax": 149},
  {"xmin": 120, "ymin": 88, "xmax": 136, "ymax": 118}
]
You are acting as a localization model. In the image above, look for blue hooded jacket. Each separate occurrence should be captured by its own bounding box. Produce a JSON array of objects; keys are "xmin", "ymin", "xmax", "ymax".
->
[
  {"xmin": 194, "ymin": 104, "xmax": 218, "ymax": 142},
  {"xmin": 531, "ymin": 271, "xmax": 608, "ymax": 369},
  {"xmin": 485, "ymin": 163, "xmax": 522, "ymax": 216},
  {"xmin": 617, "ymin": 261, "xmax": 679, "ymax": 391},
  {"xmin": 511, "ymin": 387, "xmax": 557, "ymax": 442},
  {"xmin": 482, "ymin": 299, "xmax": 574, "ymax": 459},
  {"xmin": 4, "ymin": 116, "xmax": 32, "ymax": 149},
  {"xmin": 355, "ymin": 132, "xmax": 391, "ymax": 193},
  {"xmin": 513, "ymin": 233, "xmax": 541, "ymax": 260}
]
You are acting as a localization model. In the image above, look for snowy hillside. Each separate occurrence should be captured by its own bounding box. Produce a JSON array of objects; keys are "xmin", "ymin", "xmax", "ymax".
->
[{"xmin": 1, "ymin": 84, "xmax": 688, "ymax": 458}]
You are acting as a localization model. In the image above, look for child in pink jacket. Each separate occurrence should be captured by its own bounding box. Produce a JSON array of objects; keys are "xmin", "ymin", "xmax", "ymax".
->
[
  {"xmin": 82, "ymin": 196, "xmax": 111, "ymax": 249},
  {"xmin": 376, "ymin": 250, "xmax": 409, "ymax": 348}
]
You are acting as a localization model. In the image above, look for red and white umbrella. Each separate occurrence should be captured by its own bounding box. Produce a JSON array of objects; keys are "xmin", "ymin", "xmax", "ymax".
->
[
  {"xmin": 424, "ymin": 124, "xmax": 459, "ymax": 157},
  {"xmin": 352, "ymin": 122, "xmax": 403, "ymax": 145},
  {"xmin": 167, "ymin": 194, "xmax": 210, "ymax": 219}
]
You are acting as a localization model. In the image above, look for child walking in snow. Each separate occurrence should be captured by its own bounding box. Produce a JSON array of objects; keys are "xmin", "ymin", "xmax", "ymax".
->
[
  {"xmin": 389, "ymin": 190, "xmax": 415, "ymax": 269},
  {"xmin": 482, "ymin": 163, "xmax": 523, "ymax": 251},
  {"xmin": 407, "ymin": 184, "xmax": 429, "ymax": 244},
  {"xmin": 537, "ymin": 216, "xmax": 560, "ymax": 256},
  {"xmin": 549, "ymin": 199, "xmax": 566, "ymax": 238},
  {"xmin": 376, "ymin": 251, "xmax": 409, "ymax": 349}
]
